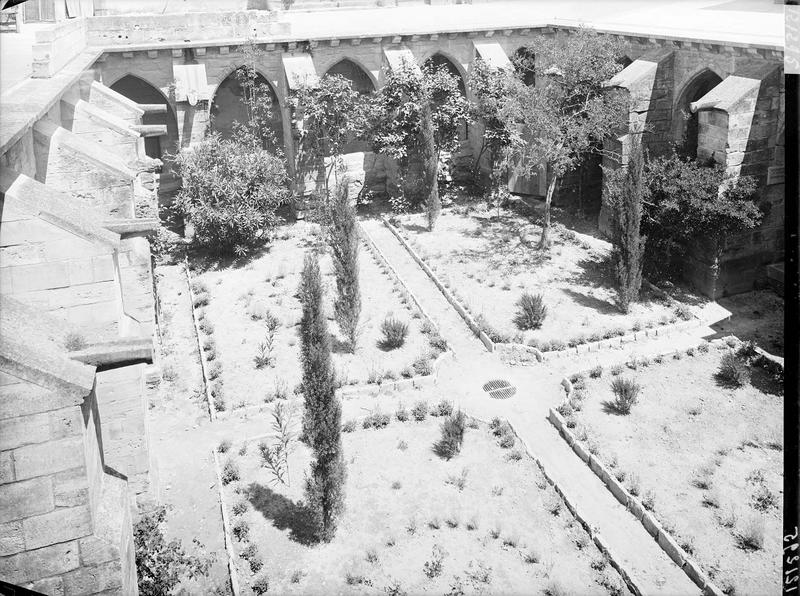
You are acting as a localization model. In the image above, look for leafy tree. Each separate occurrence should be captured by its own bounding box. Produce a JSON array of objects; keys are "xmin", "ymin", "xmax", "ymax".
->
[
  {"xmin": 638, "ymin": 153, "xmax": 761, "ymax": 282},
  {"xmin": 325, "ymin": 178, "xmax": 361, "ymax": 350},
  {"xmin": 230, "ymin": 40, "xmax": 282, "ymax": 152},
  {"xmin": 499, "ymin": 28, "xmax": 627, "ymax": 248},
  {"xmin": 468, "ymin": 58, "xmax": 516, "ymax": 208},
  {"xmin": 134, "ymin": 505, "xmax": 213, "ymax": 596},
  {"xmin": 291, "ymin": 74, "xmax": 372, "ymax": 200},
  {"xmin": 608, "ymin": 128, "xmax": 646, "ymax": 313},
  {"xmin": 371, "ymin": 61, "xmax": 468, "ymax": 229},
  {"xmin": 174, "ymin": 132, "xmax": 289, "ymax": 256},
  {"xmin": 298, "ymin": 253, "xmax": 346, "ymax": 542}
]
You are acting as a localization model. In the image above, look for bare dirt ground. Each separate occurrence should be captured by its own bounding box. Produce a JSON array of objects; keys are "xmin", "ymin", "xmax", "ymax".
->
[
  {"xmin": 222, "ymin": 417, "xmax": 631, "ymax": 596},
  {"xmin": 394, "ymin": 199, "xmax": 704, "ymax": 346},
  {"xmin": 193, "ymin": 221, "xmax": 432, "ymax": 409},
  {"xmin": 571, "ymin": 347, "xmax": 783, "ymax": 595},
  {"xmin": 711, "ymin": 290, "xmax": 784, "ymax": 356}
]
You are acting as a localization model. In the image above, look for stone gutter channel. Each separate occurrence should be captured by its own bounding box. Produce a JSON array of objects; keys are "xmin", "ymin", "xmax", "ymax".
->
[
  {"xmin": 211, "ymin": 449, "xmax": 241, "ymax": 596},
  {"xmin": 547, "ymin": 337, "xmax": 758, "ymax": 596},
  {"xmin": 184, "ymin": 257, "xmax": 217, "ymax": 422}
]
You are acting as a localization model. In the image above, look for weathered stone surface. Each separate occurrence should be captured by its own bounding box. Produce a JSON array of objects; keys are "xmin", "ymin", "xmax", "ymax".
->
[
  {"xmin": 0, "ymin": 520, "xmax": 25, "ymax": 556},
  {"xmin": 0, "ymin": 451, "xmax": 14, "ymax": 484},
  {"xmin": 0, "ymin": 540, "xmax": 80, "ymax": 584},
  {"xmin": 79, "ymin": 535, "xmax": 120, "ymax": 567},
  {"xmin": 53, "ymin": 467, "xmax": 90, "ymax": 508},
  {"xmin": 27, "ymin": 575, "xmax": 65, "ymax": 596},
  {"xmin": 0, "ymin": 477, "xmax": 54, "ymax": 523},
  {"xmin": 0, "ymin": 412, "xmax": 51, "ymax": 451},
  {"xmin": 13, "ymin": 436, "xmax": 85, "ymax": 481},
  {"xmin": 657, "ymin": 528, "xmax": 686, "ymax": 567},
  {"xmin": 22, "ymin": 505, "xmax": 93, "ymax": 550}
]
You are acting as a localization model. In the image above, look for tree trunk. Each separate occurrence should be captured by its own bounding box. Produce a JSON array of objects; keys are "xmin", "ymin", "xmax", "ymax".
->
[{"xmin": 539, "ymin": 174, "xmax": 558, "ymax": 249}]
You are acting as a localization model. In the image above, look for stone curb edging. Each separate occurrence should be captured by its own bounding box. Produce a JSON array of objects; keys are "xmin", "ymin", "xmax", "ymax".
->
[
  {"xmin": 184, "ymin": 257, "xmax": 216, "ymax": 422},
  {"xmin": 487, "ymin": 416, "xmax": 646, "ymax": 596},
  {"xmin": 496, "ymin": 317, "xmax": 704, "ymax": 365},
  {"xmin": 359, "ymin": 220, "xmax": 444, "ymax": 341},
  {"xmin": 211, "ymin": 449, "xmax": 241, "ymax": 596},
  {"xmin": 381, "ymin": 216, "xmax": 494, "ymax": 352},
  {"xmin": 214, "ymin": 350, "xmax": 452, "ymax": 420},
  {"xmin": 550, "ymin": 339, "xmax": 737, "ymax": 596}
]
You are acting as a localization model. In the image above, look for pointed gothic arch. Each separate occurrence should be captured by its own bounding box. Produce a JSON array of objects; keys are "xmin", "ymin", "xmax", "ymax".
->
[{"xmin": 674, "ymin": 67, "xmax": 724, "ymax": 158}]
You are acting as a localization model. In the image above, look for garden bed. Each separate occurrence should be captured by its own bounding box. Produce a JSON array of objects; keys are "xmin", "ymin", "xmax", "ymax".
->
[
  {"xmin": 218, "ymin": 412, "xmax": 631, "ymax": 595},
  {"xmin": 189, "ymin": 221, "xmax": 445, "ymax": 410},
  {"xmin": 561, "ymin": 343, "xmax": 783, "ymax": 595},
  {"xmin": 392, "ymin": 199, "xmax": 705, "ymax": 349}
]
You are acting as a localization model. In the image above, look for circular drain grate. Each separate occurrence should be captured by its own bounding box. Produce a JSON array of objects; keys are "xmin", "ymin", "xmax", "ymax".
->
[{"xmin": 482, "ymin": 379, "xmax": 517, "ymax": 400}]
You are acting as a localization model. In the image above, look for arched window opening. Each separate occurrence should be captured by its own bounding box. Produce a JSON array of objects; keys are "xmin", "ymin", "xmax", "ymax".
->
[
  {"xmin": 110, "ymin": 74, "xmax": 179, "ymax": 160},
  {"xmin": 676, "ymin": 69, "xmax": 723, "ymax": 159},
  {"xmin": 210, "ymin": 68, "xmax": 284, "ymax": 152},
  {"xmin": 423, "ymin": 53, "xmax": 468, "ymax": 140},
  {"xmin": 325, "ymin": 59, "xmax": 375, "ymax": 95},
  {"xmin": 512, "ymin": 47, "xmax": 536, "ymax": 86}
]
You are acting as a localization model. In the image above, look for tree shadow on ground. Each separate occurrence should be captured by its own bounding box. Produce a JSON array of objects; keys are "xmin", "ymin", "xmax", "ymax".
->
[
  {"xmin": 245, "ymin": 482, "xmax": 318, "ymax": 546},
  {"xmin": 749, "ymin": 367, "xmax": 784, "ymax": 397},
  {"xmin": 560, "ymin": 287, "xmax": 619, "ymax": 315}
]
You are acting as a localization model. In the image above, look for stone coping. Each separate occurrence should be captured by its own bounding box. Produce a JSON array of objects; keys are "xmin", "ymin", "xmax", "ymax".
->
[
  {"xmin": 548, "ymin": 338, "xmax": 742, "ymax": 596},
  {"xmin": 211, "ymin": 449, "xmax": 241, "ymax": 596}
]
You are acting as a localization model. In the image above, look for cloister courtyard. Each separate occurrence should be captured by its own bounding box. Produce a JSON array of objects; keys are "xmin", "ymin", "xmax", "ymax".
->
[{"xmin": 0, "ymin": 1, "xmax": 788, "ymax": 595}]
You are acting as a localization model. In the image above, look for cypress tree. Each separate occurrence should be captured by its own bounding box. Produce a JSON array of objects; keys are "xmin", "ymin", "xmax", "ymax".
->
[
  {"xmin": 612, "ymin": 129, "xmax": 647, "ymax": 313},
  {"xmin": 325, "ymin": 179, "xmax": 361, "ymax": 351},
  {"xmin": 298, "ymin": 252, "xmax": 346, "ymax": 541},
  {"xmin": 420, "ymin": 103, "xmax": 441, "ymax": 231}
]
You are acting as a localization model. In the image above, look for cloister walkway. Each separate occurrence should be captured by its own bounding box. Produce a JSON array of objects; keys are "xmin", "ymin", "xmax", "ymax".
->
[{"xmin": 360, "ymin": 216, "xmax": 718, "ymax": 595}]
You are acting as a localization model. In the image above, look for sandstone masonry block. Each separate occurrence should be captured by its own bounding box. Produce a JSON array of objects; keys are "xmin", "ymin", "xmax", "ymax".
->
[
  {"xmin": 0, "ymin": 520, "xmax": 25, "ymax": 556},
  {"xmin": 13, "ymin": 436, "xmax": 85, "ymax": 481},
  {"xmin": 53, "ymin": 467, "xmax": 90, "ymax": 508},
  {"xmin": 0, "ymin": 412, "xmax": 51, "ymax": 451},
  {"xmin": 0, "ymin": 540, "xmax": 80, "ymax": 584},
  {"xmin": 62, "ymin": 559, "xmax": 123, "ymax": 595},
  {"xmin": 23, "ymin": 505, "xmax": 93, "ymax": 550},
  {"xmin": 27, "ymin": 575, "xmax": 65, "ymax": 596},
  {"xmin": 0, "ymin": 477, "xmax": 54, "ymax": 523},
  {"xmin": 0, "ymin": 451, "xmax": 14, "ymax": 484},
  {"xmin": 79, "ymin": 535, "xmax": 120, "ymax": 567},
  {"xmin": 657, "ymin": 529, "xmax": 686, "ymax": 567}
]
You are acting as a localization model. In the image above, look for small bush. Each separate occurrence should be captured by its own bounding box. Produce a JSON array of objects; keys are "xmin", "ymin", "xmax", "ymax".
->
[
  {"xmin": 589, "ymin": 365, "xmax": 603, "ymax": 378},
  {"xmin": 395, "ymin": 405, "xmax": 409, "ymax": 422},
  {"xmin": 466, "ymin": 515, "xmax": 479, "ymax": 531},
  {"xmin": 232, "ymin": 518, "xmax": 249, "ymax": 541},
  {"xmin": 342, "ymin": 419, "xmax": 357, "ymax": 433},
  {"xmin": 191, "ymin": 279, "xmax": 208, "ymax": 295},
  {"xmin": 505, "ymin": 449, "xmax": 523, "ymax": 462},
  {"xmin": 199, "ymin": 319, "xmax": 214, "ymax": 335},
  {"xmin": 221, "ymin": 460, "xmax": 239, "ymax": 485},
  {"xmin": 436, "ymin": 410, "xmax": 466, "ymax": 459},
  {"xmin": 232, "ymin": 500, "xmax": 248, "ymax": 516},
  {"xmin": 193, "ymin": 292, "xmax": 210, "ymax": 308},
  {"xmin": 363, "ymin": 412, "xmax": 390, "ymax": 429},
  {"xmin": 391, "ymin": 481, "xmax": 402, "ymax": 490},
  {"xmin": 207, "ymin": 361, "xmax": 222, "ymax": 381},
  {"xmin": 716, "ymin": 352, "xmax": 750, "ymax": 388},
  {"xmin": 217, "ymin": 439, "xmax": 232, "ymax": 453},
  {"xmin": 411, "ymin": 401, "xmax": 428, "ymax": 421},
  {"xmin": 513, "ymin": 292, "xmax": 547, "ymax": 330},
  {"xmin": 397, "ymin": 440, "xmax": 408, "ymax": 451},
  {"xmin": 556, "ymin": 402, "xmax": 574, "ymax": 418},
  {"xmin": 610, "ymin": 364, "xmax": 624, "ymax": 376},
  {"xmin": 423, "ymin": 545, "xmax": 446, "ymax": 579},
  {"xmin": 626, "ymin": 473, "xmax": 641, "ymax": 496},
  {"xmin": 445, "ymin": 467, "xmax": 469, "ymax": 491},
  {"xmin": 365, "ymin": 547, "xmax": 379, "ymax": 564},
  {"xmin": 241, "ymin": 543, "xmax": 263, "ymax": 573},
  {"xmin": 674, "ymin": 304, "xmax": 693, "ymax": 321},
  {"xmin": 380, "ymin": 316, "xmax": 409, "ymax": 349},
  {"xmin": 431, "ymin": 399, "xmax": 454, "ymax": 417},
  {"xmin": 412, "ymin": 355, "xmax": 433, "ymax": 376},
  {"xmin": 524, "ymin": 548, "xmax": 540, "ymax": 564},
  {"xmin": 252, "ymin": 575, "xmax": 270, "ymax": 595},
  {"xmin": 642, "ymin": 490, "xmax": 656, "ymax": 511},
  {"xmin": 400, "ymin": 365, "xmax": 414, "ymax": 379},
  {"xmin": 609, "ymin": 377, "xmax": 641, "ymax": 414},
  {"xmin": 428, "ymin": 333, "xmax": 448, "ymax": 353}
]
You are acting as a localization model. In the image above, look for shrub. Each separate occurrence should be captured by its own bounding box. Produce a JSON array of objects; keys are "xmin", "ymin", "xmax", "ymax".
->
[
  {"xmin": 506, "ymin": 449, "xmax": 523, "ymax": 462},
  {"xmin": 193, "ymin": 292, "xmax": 210, "ymax": 308},
  {"xmin": 411, "ymin": 401, "xmax": 429, "ymax": 421},
  {"xmin": 400, "ymin": 365, "xmax": 414, "ymax": 379},
  {"xmin": 380, "ymin": 316, "xmax": 409, "ymax": 349},
  {"xmin": 363, "ymin": 411, "xmax": 390, "ymax": 429},
  {"xmin": 412, "ymin": 354, "xmax": 433, "ymax": 376},
  {"xmin": 435, "ymin": 411, "xmax": 467, "ymax": 460},
  {"xmin": 423, "ymin": 545, "xmax": 446, "ymax": 578},
  {"xmin": 513, "ymin": 292, "xmax": 547, "ymax": 330},
  {"xmin": 397, "ymin": 440, "xmax": 408, "ymax": 451},
  {"xmin": 610, "ymin": 377, "xmax": 641, "ymax": 414},
  {"xmin": 431, "ymin": 399, "xmax": 454, "ymax": 417},
  {"xmin": 191, "ymin": 279, "xmax": 208, "ymax": 295},
  {"xmin": 498, "ymin": 432, "xmax": 515, "ymax": 449},
  {"xmin": 202, "ymin": 337, "xmax": 216, "ymax": 352},
  {"xmin": 217, "ymin": 439, "xmax": 232, "ymax": 453},
  {"xmin": 610, "ymin": 364, "xmax": 624, "ymax": 376},
  {"xmin": 252, "ymin": 575, "xmax": 270, "ymax": 595},
  {"xmin": 207, "ymin": 361, "xmax": 222, "ymax": 381},
  {"xmin": 232, "ymin": 518, "xmax": 249, "ymax": 541},
  {"xmin": 428, "ymin": 333, "xmax": 448, "ymax": 353},
  {"xmin": 232, "ymin": 500, "xmax": 248, "ymax": 516},
  {"xmin": 391, "ymin": 481, "xmax": 402, "ymax": 490},
  {"xmin": 174, "ymin": 132, "xmax": 289, "ymax": 256},
  {"xmin": 716, "ymin": 352, "xmax": 750, "ymax": 388},
  {"xmin": 395, "ymin": 405, "xmax": 409, "ymax": 422},
  {"xmin": 241, "ymin": 544, "xmax": 263, "ymax": 573},
  {"xmin": 466, "ymin": 515, "xmax": 479, "ymax": 531},
  {"xmin": 589, "ymin": 365, "xmax": 603, "ymax": 378},
  {"xmin": 626, "ymin": 473, "xmax": 641, "ymax": 496},
  {"xmin": 556, "ymin": 402, "xmax": 574, "ymax": 418},
  {"xmin": 221, "ymin": 460, "xmax": 239, "ymax": 485},
  {"xmin": 642, "ymin": 490, "xmax": 656, "ymax": 511},
  {"xmin": 342, "ymin": 419, "xmax": 357, "ymax": 433},
  {"xmin": 133, "ymin": 506, "xmax": 212, "ymax": 596},
  {"xmin": 674, "ymin": 304, "xmax": 693, "ymax": 321}
]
